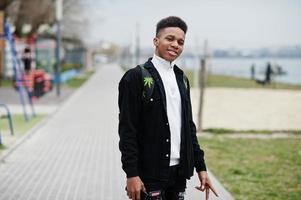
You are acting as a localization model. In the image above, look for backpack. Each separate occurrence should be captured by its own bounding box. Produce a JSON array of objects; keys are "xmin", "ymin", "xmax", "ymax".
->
[{"xmin": 139, "ymin": 63, "xmax": 189, "ymax": 104}]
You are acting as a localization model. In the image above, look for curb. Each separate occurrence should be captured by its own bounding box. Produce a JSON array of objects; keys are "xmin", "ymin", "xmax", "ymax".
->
[
  {"xmin": 0, "ymin": 108, "xmax": 58, "ymax": 163},
  {"xmin": 208, "ymin": 170, "xmax": 235, "ymax": 200}
]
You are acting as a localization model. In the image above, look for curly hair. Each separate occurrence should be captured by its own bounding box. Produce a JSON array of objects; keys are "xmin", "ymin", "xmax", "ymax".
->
[{"xmin": 156, "ymin": 16, "xmax": 187, "ymax": 36}]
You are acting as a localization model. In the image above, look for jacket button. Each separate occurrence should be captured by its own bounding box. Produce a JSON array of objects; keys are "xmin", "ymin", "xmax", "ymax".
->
[
  {"xmin": 166, "ymin": 123, "xmax": 169, "ymax": 126},
  {"xmin": 166, "ymin": 139, "xmax": 169, "ymax": 142},
  {"xmin": 166, "ymin": 154, "xmax": 169, "ymax": 157},
  {"xmin": 150, "ymin": 98, "xmax": 153, "ymax": 101}
]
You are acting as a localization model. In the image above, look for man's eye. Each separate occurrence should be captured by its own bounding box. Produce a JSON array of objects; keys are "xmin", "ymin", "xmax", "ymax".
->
[
  {"xmin": 178, "ymin": 41, "xmax": 184, "ymax": 45},
  {"xmin": 166, "ymin": 37, "xmax": 173, "ymax": 41}
]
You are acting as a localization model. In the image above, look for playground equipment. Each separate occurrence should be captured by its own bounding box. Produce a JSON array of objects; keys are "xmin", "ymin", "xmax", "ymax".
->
[
  {"xmin": 13, "ymin": 69, "xmax": 53, "ymax": 100},
  {"xmin": 3, "ymin": 22, "xmax": 36, "ymax": 121},
  {"xmin": 2, "ymin": 22, "xmax": 52, "ymax": 121}
]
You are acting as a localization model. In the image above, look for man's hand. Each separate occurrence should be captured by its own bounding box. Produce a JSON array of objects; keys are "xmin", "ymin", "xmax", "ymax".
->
[
  {"xmin": 126, "ymin": 176, "xmax": 146, "ymax": 200},
  {"xmin": 195, "ymin": 171, "xmax": 218, "ymax": 200}
]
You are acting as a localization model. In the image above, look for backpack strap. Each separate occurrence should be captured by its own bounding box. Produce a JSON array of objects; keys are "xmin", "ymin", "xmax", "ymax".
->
[
  {"xmin": 139, "ymin": 64, "xmax": 154, "ymax": 103},
  {"xmin": 139, "ymin": 63, "xmax": 188, "ymax": 103},
  {"xmin": 183, "ymin": 74, "xmax": 189, "ymax": 90}
]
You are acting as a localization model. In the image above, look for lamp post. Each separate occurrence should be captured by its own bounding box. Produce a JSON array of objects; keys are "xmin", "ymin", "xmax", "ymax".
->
[
  {"xmin": 0, "ymin": 11, "xmax": 4, "ymax": 83},
  {"xmin": 135, "ymin": 22, "xmax": 140, "ymax": 65},
  {"xmin": 55, "ymin": 0, "xmax": 62, "ymax": 97}
]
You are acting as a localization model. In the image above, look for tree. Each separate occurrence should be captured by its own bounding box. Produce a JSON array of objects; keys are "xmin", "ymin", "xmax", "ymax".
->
[
  {"xmin": 4, "ymin": 0, "xmax": 101, "ymax": 45},
  {"xmin": 7, "ymin": 0, "xmax": 55, "ymax": 37},
  {"xmin": 0, "ymin": 0, "xmax": 14, "ymax": 10}
]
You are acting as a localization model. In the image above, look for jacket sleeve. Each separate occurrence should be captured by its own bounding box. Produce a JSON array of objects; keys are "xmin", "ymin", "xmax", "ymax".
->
[
  {"xmin": 118, "ymin": 68, "xmax": 142, "ymax": 178},
  {"xmin": 186, "ymin": 79, "xmax": 207, "ymax": 172}
]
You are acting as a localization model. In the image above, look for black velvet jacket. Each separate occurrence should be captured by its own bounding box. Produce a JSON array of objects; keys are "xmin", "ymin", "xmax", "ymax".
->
[{"xmin": 118, "ymin": 58, "xmax": 206, "ymax": 183}]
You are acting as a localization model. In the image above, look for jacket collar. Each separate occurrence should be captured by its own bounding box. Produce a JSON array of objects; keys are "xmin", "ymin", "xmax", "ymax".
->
[
  {"xmin": 144, "ymin": 57, "xmax": 184, "ymax": 75},
  {"xmin": 152, "ymin": 54, "xmax": 175, "ymax": 71}
]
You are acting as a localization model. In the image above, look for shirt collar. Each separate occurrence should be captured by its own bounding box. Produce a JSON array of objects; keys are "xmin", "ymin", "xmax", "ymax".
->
[{"xmin": 151, "ymin": 54, "xmax": 176, "ymax": 71}]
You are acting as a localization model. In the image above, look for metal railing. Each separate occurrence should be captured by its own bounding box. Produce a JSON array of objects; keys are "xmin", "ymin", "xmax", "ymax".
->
[{"xmin": 0, "ymin": 103, "xmax": 14, "ymax": 145}]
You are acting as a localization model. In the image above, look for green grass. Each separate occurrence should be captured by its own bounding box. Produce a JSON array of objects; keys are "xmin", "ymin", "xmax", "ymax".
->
[
  {"xmin": 64, "ymin": 70, "xmax": 94, "ymax": 88},
  {"xmin": 0, "ymin": 114, "xmax": 45, "ymax": 148},
  {"xmin": 185, "ymin": 70, "xmax": 301, "ymax": 90},
  {"xmin": 199, "ymin": 136, "xmax": 301, "ymax": 200},
  {"xmin": 203, "ymin": 128, "xmax": 235, "ymax": 134},
  {"xmin": 0, "ymin": 79, "xmax": 13, "ymax": 88},
  {"xmin": 0, "ymin": 144, "xmax": 5, "ymax": 150},
  {"xmin": 0, "ymin": 70, "xmax": 95, "ymax": 89},
  {"xmin": 203, "ymin": 128, "xmax": 301, "ymax": 135}
]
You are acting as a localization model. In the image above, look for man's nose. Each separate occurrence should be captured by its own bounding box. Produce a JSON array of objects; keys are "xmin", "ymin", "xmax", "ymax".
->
[{"xmin": 171, "ymin": 41, "xmax": 179, "ymax": 49}]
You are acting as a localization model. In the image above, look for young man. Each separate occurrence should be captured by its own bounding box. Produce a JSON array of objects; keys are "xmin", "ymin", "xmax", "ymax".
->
[{"xmin": 118, "ymin": 16, "xmax": 217, "ymax": 200}]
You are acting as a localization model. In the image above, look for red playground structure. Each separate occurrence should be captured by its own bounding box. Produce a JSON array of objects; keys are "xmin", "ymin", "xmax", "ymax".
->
[{"xmin": 14, "ymin": 69, "xmax": 53, "ymax": 101}]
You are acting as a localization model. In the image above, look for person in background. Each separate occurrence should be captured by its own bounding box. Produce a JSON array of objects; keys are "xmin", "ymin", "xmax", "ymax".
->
[
  {"xmin": 22, "ymin": 47, "xmax": 32, "ymax": 73},
  {"xmin": 265, "ymin": 62, "xmax": 273, "ymax": 84},
  {"xmin": 250, "ymin": 63, "xmax": 255, "ymax": 80}
]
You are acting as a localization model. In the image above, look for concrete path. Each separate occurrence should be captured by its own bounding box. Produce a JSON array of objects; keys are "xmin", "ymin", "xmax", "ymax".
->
[{"xmin": 0, "ymin": 64, "xmax": 233, "ymax": 200}]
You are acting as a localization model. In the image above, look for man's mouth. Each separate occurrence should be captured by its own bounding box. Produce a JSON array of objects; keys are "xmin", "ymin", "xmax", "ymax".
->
[{"xmin": 167, "ymin": 50, "xmax": 178, "ymax": 56}]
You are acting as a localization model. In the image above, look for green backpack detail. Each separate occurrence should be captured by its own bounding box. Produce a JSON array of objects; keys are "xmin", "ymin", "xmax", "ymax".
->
[
  {"xmin": 143, "ymin": 77, "xmax": 154, "ymax": 89},
  {"xmin": 139, "ymin": 64, "xmax": 188, "ymax": 103}
]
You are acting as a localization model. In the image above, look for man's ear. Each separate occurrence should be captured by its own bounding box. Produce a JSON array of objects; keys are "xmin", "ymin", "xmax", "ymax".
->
[{"xmin": 153, "ymin": 37, "xmax": 159, "ymax": 47}]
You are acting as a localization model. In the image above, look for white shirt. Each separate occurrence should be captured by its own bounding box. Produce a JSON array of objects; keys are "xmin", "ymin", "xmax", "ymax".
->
[{"xmin": 151, "ymin": 54, "xmax": 182, "ymax": 166}]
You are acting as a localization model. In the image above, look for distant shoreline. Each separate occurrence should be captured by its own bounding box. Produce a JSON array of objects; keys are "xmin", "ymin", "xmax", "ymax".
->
[
  {"xmin": 180, "ymin": 57, "xmax": 301, "ymax": 85},
  {"xmin": 185, "ymin": 71, "xmax": 301, "ymax": 90},
  {"xmin": 211, "ymin": 72, "xmax": 301, "ymax": 87}
]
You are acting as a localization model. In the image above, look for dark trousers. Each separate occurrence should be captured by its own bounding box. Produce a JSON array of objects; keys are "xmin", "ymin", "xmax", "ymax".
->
[{"xmin": 141, "ymin": 165, "xmax": 186, "ymax": 200}]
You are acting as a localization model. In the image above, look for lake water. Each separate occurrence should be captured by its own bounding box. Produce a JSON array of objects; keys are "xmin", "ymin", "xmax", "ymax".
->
[{"xmin": 179, "ymin": 57, "xmax": 301, "ymax": 85}]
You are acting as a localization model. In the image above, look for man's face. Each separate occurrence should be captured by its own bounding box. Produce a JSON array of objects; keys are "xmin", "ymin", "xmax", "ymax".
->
[{"xmin": 153, "ymin": 27, "xmax": 185, "ymax": 62}]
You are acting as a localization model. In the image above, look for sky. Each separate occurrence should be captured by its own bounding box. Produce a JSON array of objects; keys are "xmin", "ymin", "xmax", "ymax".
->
[{"xmin": 83, "ymin": 0, "xmax": 301, "ymax": 50}]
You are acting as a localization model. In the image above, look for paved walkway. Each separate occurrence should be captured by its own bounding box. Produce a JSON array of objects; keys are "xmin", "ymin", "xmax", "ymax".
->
[{"xmin": 0, "ymin": 64, "xmax": 233, "ymax": 200}]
